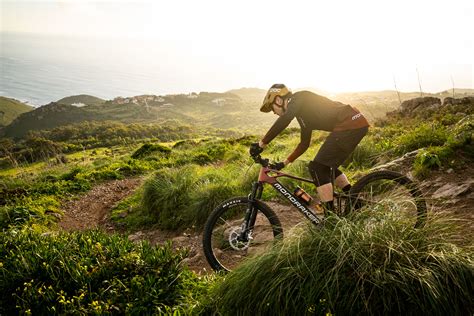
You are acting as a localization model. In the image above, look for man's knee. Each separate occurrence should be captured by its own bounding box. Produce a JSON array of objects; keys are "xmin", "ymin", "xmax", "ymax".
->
[{"xmin": 308, "ymin": 161, "xmax": 332, "ymax": 186}]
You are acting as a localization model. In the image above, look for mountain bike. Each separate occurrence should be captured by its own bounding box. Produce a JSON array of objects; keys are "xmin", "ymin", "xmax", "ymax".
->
[{"xmin": 202, "ymin": 155, "xmax": 427, "ymax": 272}]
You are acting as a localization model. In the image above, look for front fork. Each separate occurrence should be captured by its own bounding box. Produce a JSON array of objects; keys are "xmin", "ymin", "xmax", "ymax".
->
[{"xmin": 238, "ymin": 181, "xmax": 263, "ymax": 242}]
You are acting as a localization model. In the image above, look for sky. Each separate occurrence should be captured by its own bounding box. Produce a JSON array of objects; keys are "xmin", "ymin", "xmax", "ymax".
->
[{"xmin": 1, "ymin": 0, "xmax": 473, "ymax": 93}]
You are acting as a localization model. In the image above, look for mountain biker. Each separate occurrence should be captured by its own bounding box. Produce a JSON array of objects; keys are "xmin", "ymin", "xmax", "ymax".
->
[{"xmin": 250, "ymin": 84, "xmax": 369, "ymax": 211}]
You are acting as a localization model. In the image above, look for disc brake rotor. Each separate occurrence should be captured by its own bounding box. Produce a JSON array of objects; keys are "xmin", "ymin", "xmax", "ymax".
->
[{"xmin": 228, "ymin": 227, "xmax": 252, "ymax": 251}]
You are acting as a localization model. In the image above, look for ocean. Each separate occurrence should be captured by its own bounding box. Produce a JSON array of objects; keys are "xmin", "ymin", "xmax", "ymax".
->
[{"xmin": 0, "ymin": 32, "xmax": 213, "ymax": 107}]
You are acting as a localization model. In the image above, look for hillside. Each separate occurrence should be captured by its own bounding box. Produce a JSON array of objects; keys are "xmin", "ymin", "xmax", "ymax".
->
[
  {"xmin": 0, "ymin": 97, "xmax": 33, "ymax": 127},
  {"xmin": 1, "ymin": 91, "xmax": 277, "ymax": 138},
  {"xmin": 0, "ymin": 92, "xmax": 472, "ymax": 314},
  {"xmin": 56, "ymin": 94, "xmax": 105, "ymax": 106},
  {"xmin": 1, "ymin": 102, "xmax": 99, "ymax": 138},
  {"xmin": 2, "ymin": 88, "xmax": 473, "ymax": 139}
]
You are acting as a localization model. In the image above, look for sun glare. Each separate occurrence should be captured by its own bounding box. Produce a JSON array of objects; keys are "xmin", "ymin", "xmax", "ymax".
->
[{"xmin": 1, "ymin": 0, "xmax": 472, "ymax": 92}]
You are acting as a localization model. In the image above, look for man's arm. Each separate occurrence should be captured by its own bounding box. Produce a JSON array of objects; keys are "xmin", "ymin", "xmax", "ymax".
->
[
  {"xmin": 285, "ymin": 127, "xmax": 312, "ymax": 165},
  {"xmin": 260, "ymin": 102, "xmax": 299, "ymax": 146}
]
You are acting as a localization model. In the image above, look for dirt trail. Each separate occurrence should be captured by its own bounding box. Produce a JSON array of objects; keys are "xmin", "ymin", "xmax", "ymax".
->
[
  {"xmin": 59, "ymin": 178, "xmax": 306, "ymax": 274},
  {"xmin": 59, "ymin": 178, "xmax": 143, "ymax": 232},
  {"xmin": 59, "ymin": 168, "xmax": 474, "ymax": 274}
]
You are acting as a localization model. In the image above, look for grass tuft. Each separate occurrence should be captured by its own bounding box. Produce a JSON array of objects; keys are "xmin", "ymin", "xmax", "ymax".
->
[{"xmin": 209, "ymin": 210, "xmax": 474, "ymax": 315}]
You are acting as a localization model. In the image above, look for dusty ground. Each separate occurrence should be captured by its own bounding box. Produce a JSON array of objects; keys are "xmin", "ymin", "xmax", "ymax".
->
[
  {"xmin": 59, "ymin": 165, "xmax": 473, "ymax": 274},
  {"xmin": 59, "ymin": 178, "xmax": 142, "ymax": 232}
]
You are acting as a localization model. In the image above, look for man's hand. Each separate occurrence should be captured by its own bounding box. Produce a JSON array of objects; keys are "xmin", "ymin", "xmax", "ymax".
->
[
  {"xmin": 249, "ymin": 142, "xmax": 264, "ymax": 156},
  {"xmin": 272, "ymin": 162, "xmax": 285, "ymax": 170}
]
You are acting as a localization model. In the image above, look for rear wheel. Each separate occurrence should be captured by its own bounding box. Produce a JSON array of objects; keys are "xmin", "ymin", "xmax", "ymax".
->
[
  {"xmin": 202, "ymin": 197, "xmax": 283, "ymax": 272},
  {"xmin": 350, "ymin": 170, "xmax": 427, "ymax": 228}
]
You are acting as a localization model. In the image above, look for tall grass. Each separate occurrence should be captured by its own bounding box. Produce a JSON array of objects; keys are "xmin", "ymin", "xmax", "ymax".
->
[
  {"xmin": 209, "ymin": 210, "xmax": 474, "ymax": 315},
  {"xmin": 141, "ymin": 163, "xmax": 252, "ymax": 230}
]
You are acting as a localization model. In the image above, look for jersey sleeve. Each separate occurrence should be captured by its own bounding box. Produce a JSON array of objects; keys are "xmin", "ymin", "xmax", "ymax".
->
[
  {"xmin": 261, "ymin": 100, "xmax": 300, "ymax": 144},
  {"xmin": 286, "ymin": 126, "xmax": 312, "ymax": 162}
]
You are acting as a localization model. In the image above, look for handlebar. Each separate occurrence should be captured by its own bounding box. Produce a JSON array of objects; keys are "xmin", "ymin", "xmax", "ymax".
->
[{"xmin": 251, "ymin": 154, "xmax": 279, "ymax": 169}]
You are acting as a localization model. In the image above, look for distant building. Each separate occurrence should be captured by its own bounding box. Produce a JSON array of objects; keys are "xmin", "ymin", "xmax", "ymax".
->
[
  {"xmin": 212, "ymin": 98, "xmax": 226, "ymax": 106},
  {"xmin": 71, "ymin": 103, "xmax": 86, "ymax": 107}
]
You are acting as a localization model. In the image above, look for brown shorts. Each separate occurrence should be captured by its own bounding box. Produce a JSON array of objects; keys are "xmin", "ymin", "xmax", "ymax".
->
[{"xmin": 314, "ymin": 126, "xmax": 369, "ymax": 167}]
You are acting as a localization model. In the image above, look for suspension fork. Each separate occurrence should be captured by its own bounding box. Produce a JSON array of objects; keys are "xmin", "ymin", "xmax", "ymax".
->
[{"xmin": 240, "ymin": 181, "xmax": 263, "ymax": 239}]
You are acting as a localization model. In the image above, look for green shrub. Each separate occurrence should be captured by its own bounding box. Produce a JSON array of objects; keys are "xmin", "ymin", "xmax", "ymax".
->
[
  {"xmin": 172, "ymin": 139, "xmax": 199, "ymax": 149},
  {"xmin": 190, "ymin": 141, "xmax": 232, "ymax": 165},
  {"xmin": 0, "ymin": 229, "xmax": 206, "ymax": 315},
  {"xmin": 209, "ymin": 211, "xmax": 474, "ymax": 315},
  {"xmin": 59, "ymin": 167, "xmax": 85, "ymax": 181},
  {"xmin": 32, "ymin": 178, "xmax": 92, "ymax": 195},
  {"xmin": 413, "ymin": 116, "xmax": 473, "ymax": 176},
  {"xmin": 394, "ymin": 123, "xmax": 448, "ymax": 154},
  {"xmin": 131, "ymin": 143, "xmax": 171, "ymax": 159},
  {"xmin": 413, "ymin": 146, "xmax": 453, "ymax": 176},
  {"xmin": 0, "ymin": 196, "xmax": 61, "ymax": 229},
  {"xmin": 84, "ymin": 168, "xmax": 123, "ymax": 181},
  {"xmin": 447, "ymin": 115, "xmax": 473, "ymax": 149}
]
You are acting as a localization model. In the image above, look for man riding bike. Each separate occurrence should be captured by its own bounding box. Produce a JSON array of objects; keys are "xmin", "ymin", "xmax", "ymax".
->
[{"xmin": 250, "ymin": 84, "xmax": 369, "ymax": 211}]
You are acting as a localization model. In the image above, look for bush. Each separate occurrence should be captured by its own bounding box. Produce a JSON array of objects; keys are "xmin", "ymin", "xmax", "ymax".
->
[
  {"xmin": 394, "ymin": 123, "xmax": 448, "ymax": 155},
  {"xmin": 131, "ymin": 143, "xmax": 171, "ymax": 159},
  {"xmin": 413, "ymin": 146, "xmax": 453, "ymax": 176},
  {"xmin": 448, "ymin": 115, "xmax": 473, "ymax": 150},
  {"xmin": 0, "ymin": 196, "xmax": 61, "ymax": 229},
  {"xmin": 413, "ymin": 116, "xmax": 473, "ymax": 176},
  {"xmin": 0, "ymin": 229, "xmax": 206, "ymax": 315},
  {"xmin": 209, "ymin": 211, "xmax": 474, "ymax": 315}
]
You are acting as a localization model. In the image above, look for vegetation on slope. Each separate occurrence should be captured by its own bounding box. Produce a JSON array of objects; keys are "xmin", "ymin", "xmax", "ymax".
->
[
  {"xmin": 0, "ymin": 229, "xmax": 208, "ymax": 315},
  {"xmin": 0, "ymin": 94, "xmax": 473, "ymax": 314},
  {"xmin": 0, "ymin": 96, "xmax": 33, "ymax": 127},
  {"xmin": 56, "ymin": 94, "xmax": 105, "ymax": 106}
]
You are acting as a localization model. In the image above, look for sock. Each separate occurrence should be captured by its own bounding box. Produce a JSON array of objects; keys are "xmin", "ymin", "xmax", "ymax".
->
[{"xmin": 342, "ymin": 184, "xmax": 352, "ymax": 193}]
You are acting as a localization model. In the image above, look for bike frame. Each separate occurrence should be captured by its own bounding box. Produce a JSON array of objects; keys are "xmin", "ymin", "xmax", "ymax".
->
[{"xmin": 247, "ymin": 165, "xmax": 323, "ymax": 226}]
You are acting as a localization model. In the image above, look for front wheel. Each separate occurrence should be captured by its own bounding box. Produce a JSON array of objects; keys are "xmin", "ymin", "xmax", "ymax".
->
[
  {"xmin": 202, "ymin": 197, "xmax": 283, "ymax": 272},
  {"xmin": 350, "ymin": 170, "xmax": 427, "ymax": 228}
]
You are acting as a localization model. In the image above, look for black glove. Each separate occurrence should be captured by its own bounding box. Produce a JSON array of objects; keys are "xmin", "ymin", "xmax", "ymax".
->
[
  {"xmin": 249, "ymin": 142, "xmax": 264, "ymax": 157},
  {"xmin": 272, "ymin": 162, "xmax": 285, "ymax": 170}
]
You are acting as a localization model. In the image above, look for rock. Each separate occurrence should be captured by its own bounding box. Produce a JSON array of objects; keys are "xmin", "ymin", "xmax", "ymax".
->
[
  {"xmin": 432, "ymin": 183, "xmax": 472, "ymax": 199},
  {"xmin": 372, "ymin": 150, "xmax": 419, "ymax": 173},
  {"xmin": 128, "ymin": 231, "xmax": 145, "ymax": 242},
  {"xmin": 182, "ymin": 253, "xmax": 202, "ymax": 264},
  {"xmin": 45, "ymin": 210, "xmax": 62, "ymax": 220},
  {"xmin": 213, "ymin": 248, "xmax": 223, "ymax": 257},
  {"xmin": 442, "ymin": 96, "xmax": 474, "ymax": 107},
  {"xmin": 400, "ymin": 97, "xmax": 441, "ymax": 116},
  {"xmin": 172, "ymin": 236, "xmax": 189, "ymax": 243}
]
